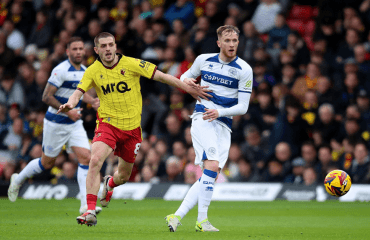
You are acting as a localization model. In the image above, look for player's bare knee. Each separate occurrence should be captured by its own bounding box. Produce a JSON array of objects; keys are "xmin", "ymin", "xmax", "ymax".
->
[
  {"xmin": 90, "ymin": 155, "xmax": 103, "ymax": 168},
  {"xmin": 79, "ymin": 153, "xmax": 91, "ymax": 166},
  {"xmin": 204, "ymin": 160, "xmax": 219, "ymax": 172},
  {"xmin": 41, "ymin": 156, "xmax": 56, "ymax": 169}
]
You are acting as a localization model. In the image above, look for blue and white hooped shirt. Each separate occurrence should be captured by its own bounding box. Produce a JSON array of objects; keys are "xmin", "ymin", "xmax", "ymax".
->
[
  {"xmin": 45, "ymin": 60, "xmax": 86, "ymax": 124},
  {"xmin": 184, "ymin": 53, "xmax": 253, "ymax": 131}
]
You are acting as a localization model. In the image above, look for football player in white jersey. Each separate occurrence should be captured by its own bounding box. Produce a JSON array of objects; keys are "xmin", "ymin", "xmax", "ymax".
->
[
  {"xmin": 8, "ymin": 37, "xmax": 102, "ymax": 214},
  {"xmin": 165, "ymin": 25, "xmax": 253, "ymax": 232}
]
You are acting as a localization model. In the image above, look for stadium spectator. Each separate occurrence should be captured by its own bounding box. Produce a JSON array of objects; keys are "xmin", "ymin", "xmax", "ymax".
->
[
  {"xmin": 229, "ymin": 160, "xmax": 260, "ymax": 182},
  {"xmin": 240, "ymin": 125, "xmax": 268, "ymax": 173},
  {"xmin": 237, "ymin": 21, "xmax": 264, "ymax": 63},
  {"xmin": 164, "ymin": 0, "xmax": 195, "ymax": 30},
  {"xmin": 300, "ymin": 141, "xmax": 318, "ymax": 171},
  {"xmin": 314, "ymin": 103, "xmax": 341, "ymax": 144},
  {"xmin": 302, "ymin": 167, "xmax": 318, "ymax": 186},
  {"xmin": 0, "ymin": 70, "xmax": 25, "ymax": 109},
  {"xmin": 2, "ymin": 19, "xmax": 25, "ymax": 56},
  {"xmin": 284, "ymin": 157, "xmax": 305, "ymax": 184},
  {"xmin": 0, "ymin": 118, "xmax": 23, "ymax": 162},
  {"xmin": 349, "ymin": 142, "xmax": 370, "ymax": 183},
  {"xmin": 316, "ymin": 145, "xmax": 337, "ymax": 182},
  {"xmin": 160, "ymin": 156, "xmax": 184, "ymax": 183},
  {"xmin": 251, "ymin": 0, "xmax": 281, "ymax": 34},
  {"xmin": 140, "ymin": 164, "xmax": 160, "ymax": 183},
  {"xmin": 291, "ymin": 62, "xmax": 320, "ymax": 103},
  {"xmin": 28, "ymin": 9, "xmax": 52, "ymax": 48},
  {"xmin": 267, "ymin": 13, "xmax": 291, "ymax": 65},
  {"xmin": 267, "ymin": 95, "xmax": 310, "ymax": 158},
  {"xmin": 58, "ymin": 161, "xmax": 77, "ymax": 183},
  {"xmin": 261, "ymin": 160, "xmax": 285, "ymax": 182}
]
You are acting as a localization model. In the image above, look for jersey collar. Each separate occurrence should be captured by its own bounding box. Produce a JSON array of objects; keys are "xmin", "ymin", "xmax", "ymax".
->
[{"xmin": 97, "ymin": 53, "xmax": 123, "ymax": 69}]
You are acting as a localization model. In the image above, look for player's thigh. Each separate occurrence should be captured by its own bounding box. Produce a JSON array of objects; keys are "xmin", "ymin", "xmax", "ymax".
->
[
  {"xmin": 216, "ymin": 125, "xmax": 231, "ymax": 170},
  {"xmin": 40, "ymin": 152, "xmax": 57, "ymax": 169},
  {"xmin": 115, "ymin": 127, "xmax": 142, "ymax": 164},
  {"xmin": 42, "ymin": 119, "xmax": 71, "ymax": 158},
  {"xmin": 90, "ymin": 141, "xmax": 113, "ymax": 168},
  {"xmin": 191, "ymin": 114, "xmax": 220, "ymax": 161}
]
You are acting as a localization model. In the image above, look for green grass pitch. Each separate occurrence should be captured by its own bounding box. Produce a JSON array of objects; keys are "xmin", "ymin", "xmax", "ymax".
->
[{"xmin": 1, "ymin": 198, "xmax": 369, "ymax": 240}]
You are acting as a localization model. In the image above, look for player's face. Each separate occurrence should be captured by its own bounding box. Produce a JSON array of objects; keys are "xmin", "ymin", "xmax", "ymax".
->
[
  {"xmin": 67, "ymin": 41, "xmax": 85, "ymax": 65},
  {"xmin": 217, "ymin": 31, "xmax": 239, "ymax": 60},
  {"xmin": 94, "ymin": 37, "xmax": 117, "ymax": 63}
]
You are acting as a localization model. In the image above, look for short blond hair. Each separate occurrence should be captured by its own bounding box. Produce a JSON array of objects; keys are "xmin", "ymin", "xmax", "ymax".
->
[{"xmin": 216, "ymin": 25, "xmax": 240, "ymax": 39}]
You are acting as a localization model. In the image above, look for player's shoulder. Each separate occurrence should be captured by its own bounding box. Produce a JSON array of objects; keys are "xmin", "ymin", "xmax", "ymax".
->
[
  {"xmin": 85, "ymin": 59, "xmax": 102, "ymax": 74},
  {"xmin": 235, "ymin": 57, "xmax": 253, "ymax": 74},
  {"xmin": 52, "ymin": 59, "xmax": 70, "ymax": 72},
  {"xmin": 197, "ymin": 53, "xmax": 219, "ymax": 62}
]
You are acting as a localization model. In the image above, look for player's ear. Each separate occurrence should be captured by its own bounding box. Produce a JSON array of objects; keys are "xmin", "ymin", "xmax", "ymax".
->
[
  {"xmin": 94, "ymin": 46, "xmax": 98, "ymax": 54},
  {"xmin": 217, "ymin": 40, "xmax": 221, "ymax": 48}
]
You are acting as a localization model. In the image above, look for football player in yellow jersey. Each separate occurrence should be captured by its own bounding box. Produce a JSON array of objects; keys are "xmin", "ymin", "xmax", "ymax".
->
[{"xmin": 58, "ymin": 32, "xmax": 211, "ymax": 226}]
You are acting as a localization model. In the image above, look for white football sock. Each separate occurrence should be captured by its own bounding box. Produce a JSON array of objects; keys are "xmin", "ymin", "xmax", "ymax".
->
[
  {"xmin": 175, "ymin": 179, "xmax": 200, "ymax": 219},
  {"xmin": 77, "ymin": 164, "xmax": 89, "ymax": 208},
  {"xmin": 15, "ymin": 158, "xmax": 44, "ymax": 185},
  {"xmin": 198, "ymin": 169, "xmax": 217, "ymax": 222}
]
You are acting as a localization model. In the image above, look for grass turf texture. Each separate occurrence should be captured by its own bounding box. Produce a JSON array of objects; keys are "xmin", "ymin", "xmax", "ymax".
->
[{"xmin": 0, "ymin": 199, "xmax": 369, "ymax": 240}]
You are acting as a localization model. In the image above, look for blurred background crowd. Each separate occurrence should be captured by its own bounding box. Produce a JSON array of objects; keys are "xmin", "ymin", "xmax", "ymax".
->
[{"xmin": 0, "ymin": 0, "xmax": 370, "ymax": 187}]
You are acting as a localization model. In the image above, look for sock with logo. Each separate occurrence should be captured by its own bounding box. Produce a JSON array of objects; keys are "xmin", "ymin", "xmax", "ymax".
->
[
  {"xmin": 175, "ymin": 178, "xmax": 200, "ymax": 219},
  {"xmin": 15, "ymin": 158, "xmax": 44, "ymax": 185},
  {"xmin": 77, "ymin": 164, "xmax": 89, "ymax": 208},
  {"xmin": 198, "ymin": 169, "xmax": 217, "ymax": 222}
]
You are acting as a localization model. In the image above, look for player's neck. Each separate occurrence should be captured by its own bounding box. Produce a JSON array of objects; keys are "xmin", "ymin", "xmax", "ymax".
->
[
  {"xmin": 102, "ymin": 54, "xmax": 119, "ymax": 68},
  {"xmin": 219, "ymin": 53, "xmax": 236, "ymax": 63},
  {"xmin": 69, "ymin": 61, "xmax": 81, "ymax": 70}
]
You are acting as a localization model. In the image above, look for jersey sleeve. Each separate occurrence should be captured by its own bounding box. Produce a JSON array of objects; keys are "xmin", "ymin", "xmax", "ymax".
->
[
  {"xmin": 131, "ymin": 58, "xmax": 157, "ymax": 79},
  {"xmin": 77, "ymin": 68, "xmax": 94, "ymax": 93},
  {"xmin": 47, "ymin": 68, "xmax": 65, "ymax": 88},
  {"xmin": 238, "ymin": 65, "xmax": 253, "ymax": 93}
]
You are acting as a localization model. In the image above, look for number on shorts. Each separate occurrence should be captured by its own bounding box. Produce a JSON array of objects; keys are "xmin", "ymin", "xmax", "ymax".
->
[{"xmin": 134, "ymin": 143, "xmax": 141, "ymax": 154}]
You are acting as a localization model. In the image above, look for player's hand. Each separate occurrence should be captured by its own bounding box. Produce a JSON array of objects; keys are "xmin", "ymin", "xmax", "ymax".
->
[
  {"xmin": 66, "ymin": 108, "xmax": 83, "ymax": 121},
  {"xmin": 188, "ymin": 85, "xmax": 212, "ymax": 102},
  {"xmin": 203, "ymin": 108, "xmax": 219, "ymax": 122},
  {"xmin": 184, "ymin": 78, "xmax": 200, "ymax": 89},
  {"xmin": 57, "ymin": 103, "xmax": 74, "ymax": 114},
  {"xmin": 92, "ymin": 98, "xmax": 100, "ymax": 110}
]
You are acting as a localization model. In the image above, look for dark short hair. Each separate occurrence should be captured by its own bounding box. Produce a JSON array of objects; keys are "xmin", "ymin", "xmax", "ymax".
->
[
  {"xmin": 67, "ymin": 37, "xmax": 84, "ymax": 48},
  {"xmin": 216, "ymin": 25, "xmax": 240, "ymax": 38},
  {"xmin": 94, "ymin": 32, "xmax": 115, "ymax": 47}
]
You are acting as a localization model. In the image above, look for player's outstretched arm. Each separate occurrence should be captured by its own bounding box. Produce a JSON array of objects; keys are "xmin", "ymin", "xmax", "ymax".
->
[
  {"xmin": 152, "ymin": 70, "xmax": 212, "ymax": 102},
  {"xmin": 82, "ymin": 92, "xmax": 100, "ymax": 110},
  {"xmin": 57, "ymin": 90, "xmax": 84, "ymax": 114}
]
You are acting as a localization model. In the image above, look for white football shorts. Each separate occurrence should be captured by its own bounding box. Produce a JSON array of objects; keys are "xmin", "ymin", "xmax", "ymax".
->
[
  {"xmin": 190, "ymin": 113, "xmax": 231, "ymax": 169},
  {"xmin": 42, "ymin": 118, "xmax": 91, "ymax": 157}
]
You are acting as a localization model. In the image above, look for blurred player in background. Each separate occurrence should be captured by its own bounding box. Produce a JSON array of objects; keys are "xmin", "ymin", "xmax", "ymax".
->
[
  {"xmin": 165, "ymin": 25, "xmax": 253, "ymax": 232},
  {"xmin": 8, "ymin": 37, "xmax": 102, "ymax": 214},
  {"xmin": 57, "ymin": 32, "xmax": 212, "ymax": 226}
]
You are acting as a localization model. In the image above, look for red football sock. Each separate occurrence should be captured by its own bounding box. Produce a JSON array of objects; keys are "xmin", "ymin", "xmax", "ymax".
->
[
  {"xmin": 108, "ymin": 177, "xmax": 119, "ymax": 189},
  {"xmin": 86, "ymin": 194, "xmax": 97, "ymax": 211}
]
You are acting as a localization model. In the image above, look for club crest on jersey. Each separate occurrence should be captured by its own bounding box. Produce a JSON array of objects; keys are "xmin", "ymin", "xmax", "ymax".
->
[
  {"xmin": 208, "ymin": 64, "xmax": 213, "ymax": 69},
  {"xmin": 100, "ymin": 74, "xmax": 104, "ymax": 79},
  {"xmin": 228, "ymin": 68, "xmax": 237, "ymax": 77},
  {"xmin": 121, "ymin": 69, "xmax": 126, "ymax": 76}
]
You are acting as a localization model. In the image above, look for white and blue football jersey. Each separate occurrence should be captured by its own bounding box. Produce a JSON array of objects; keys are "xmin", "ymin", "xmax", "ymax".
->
[
  {"xmin": 45, "ymin": 60, "xmax": 86, "ymax": 124},
  {"xmin": 182, "ymin": 53, "xmax": 253, "ymax": 131}
]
